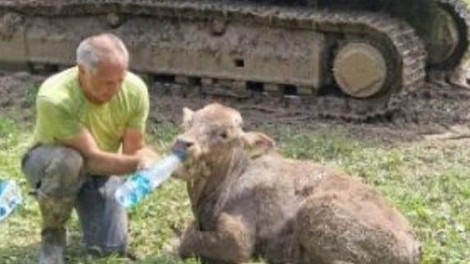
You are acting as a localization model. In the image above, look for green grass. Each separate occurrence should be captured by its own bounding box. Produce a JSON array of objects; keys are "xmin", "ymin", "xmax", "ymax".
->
[
  {"xmin": 0, "ymin": 117, "xmax": 469, "ymax": 264},
  {"xmin": 270, "ymin": 125, "xmax": 470, "ymax": 264}
]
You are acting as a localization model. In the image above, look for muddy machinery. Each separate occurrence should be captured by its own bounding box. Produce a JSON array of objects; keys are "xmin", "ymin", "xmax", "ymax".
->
[{"xmin": 0, "ymin": 0, "xmax": 468, "ymax": 120}]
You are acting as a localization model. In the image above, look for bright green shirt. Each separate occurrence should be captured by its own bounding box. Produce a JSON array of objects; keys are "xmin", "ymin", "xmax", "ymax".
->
[{"xmin": 33, "ymin": 67, "xmax": 149, "ymax": 153}]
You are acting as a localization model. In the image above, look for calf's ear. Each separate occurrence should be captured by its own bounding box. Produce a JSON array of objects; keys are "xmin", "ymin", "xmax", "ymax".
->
[
  {"xmin": 242, "ymin": 132, "xmax": 275, "ymax": 158},
  {"xmin": 182, "ymin": 107, "xmax": 194, "ymax": 128}
]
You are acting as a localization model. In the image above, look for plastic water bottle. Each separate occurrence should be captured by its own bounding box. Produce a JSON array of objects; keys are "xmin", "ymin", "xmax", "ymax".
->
[
  {"xmin": 0, "ymin": 179, "xmax": 22, "ymax": 222},
  {"xmin": 115, "ymin": 151, "xmax": 186, "ymax": 208}
]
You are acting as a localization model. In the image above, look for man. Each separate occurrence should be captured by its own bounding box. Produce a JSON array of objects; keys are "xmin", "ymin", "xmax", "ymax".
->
[{"xmin": 21, "ymin": 33, "xmax": 158, "ymax": 263}]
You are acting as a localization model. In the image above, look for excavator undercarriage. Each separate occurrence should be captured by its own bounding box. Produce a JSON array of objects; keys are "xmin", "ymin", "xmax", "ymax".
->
[{"xmin": 0, "ymin": 0, "xmax": 468, "ymax": 120}]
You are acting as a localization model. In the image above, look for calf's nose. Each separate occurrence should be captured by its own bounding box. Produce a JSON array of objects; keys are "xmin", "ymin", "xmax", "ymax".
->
[{"xmin": 172, "ymin": 138, "xmax": 194, "ymax": 156}]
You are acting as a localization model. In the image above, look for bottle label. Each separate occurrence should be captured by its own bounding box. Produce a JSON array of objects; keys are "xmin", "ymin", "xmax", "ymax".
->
[
  {"xmin": 130, "ymin": 173, "xmax": 152, "ymax": 195},
  {"xmin": 115, "ymin": 173, "xmax": 153, "ymax": 208}
]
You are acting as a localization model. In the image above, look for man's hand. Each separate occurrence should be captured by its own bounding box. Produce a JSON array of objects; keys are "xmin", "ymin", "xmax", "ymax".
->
[
  {"xmin": 135, "ymin": 147, "xmax": 160, "ymax": 170},
  {"xmin": 122, "ymin": 128, "xmax": 160, "ymax": 170}
]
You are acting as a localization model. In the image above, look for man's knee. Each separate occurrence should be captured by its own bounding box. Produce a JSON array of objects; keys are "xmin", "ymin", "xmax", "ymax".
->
[{"xmin": 22, "ymin": 144, "xmax": 85, "ymax": 199}]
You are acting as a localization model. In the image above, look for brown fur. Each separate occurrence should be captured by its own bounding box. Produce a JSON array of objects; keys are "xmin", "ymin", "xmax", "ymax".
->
[{"xmin": 173, "ymin": 103, "xmax": 422, "ymax": 264}]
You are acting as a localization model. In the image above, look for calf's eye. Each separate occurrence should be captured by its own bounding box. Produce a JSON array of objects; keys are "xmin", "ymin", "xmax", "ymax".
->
[{"xmin": 219, "ymin": 131, "xmax": 228, "ymax": 139}]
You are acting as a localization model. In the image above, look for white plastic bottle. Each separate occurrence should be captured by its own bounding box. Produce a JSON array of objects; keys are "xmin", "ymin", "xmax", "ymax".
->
[
  {"xmin": 0, "ymin": 179, "xmax": 23, "ymax": 222},
  {"xmin": 115, "ymin": 152, "xmax": 186, "ymax": 208}
]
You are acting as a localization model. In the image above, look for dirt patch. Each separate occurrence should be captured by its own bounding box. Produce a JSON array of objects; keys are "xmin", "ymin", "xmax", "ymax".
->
[
  {"xmin": 1, "ymin": 71, "xmax": 470, "ymax": 143},
  {"xmin": 0, "ymin": 71, "xmax": 43, "ymax": 123},
  {"xmin": 148, "ymin": 81, "xmax": 470, "ymax": 143}
]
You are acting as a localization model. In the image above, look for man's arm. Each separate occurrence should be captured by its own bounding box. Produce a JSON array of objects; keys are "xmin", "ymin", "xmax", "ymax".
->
[
  {"xmin": 60, "ymin": 129, "xmax": 142, "ymax": 176},
  {"xmin": 35, "ymin": 98, "xmax": 137, "ymax": 175},
  {"xmin": 121, "ymin": 76, "xmax": 159, "ymax": 164},
  {"xmin": 122, "ymin": 128, "xmax": 145, "ymax": 155},
  {"xmin": 122, "ymin": 128, "xmax": 160, "ymax": 166}
]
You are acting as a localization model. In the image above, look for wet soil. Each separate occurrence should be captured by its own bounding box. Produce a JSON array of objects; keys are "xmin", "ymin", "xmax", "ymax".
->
[
  {"xmin": 1, "ymin": 70, "xmax": 469, "ymax": 144},
  {"xmin": 148, "ymin": 80, "xmax": 470, "ymax": 143}
]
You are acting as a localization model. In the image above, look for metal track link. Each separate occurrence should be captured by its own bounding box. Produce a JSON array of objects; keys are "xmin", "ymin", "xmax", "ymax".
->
[{"xmin": 0, "ymin": 0, "xmax": 427, "ymax": 121}]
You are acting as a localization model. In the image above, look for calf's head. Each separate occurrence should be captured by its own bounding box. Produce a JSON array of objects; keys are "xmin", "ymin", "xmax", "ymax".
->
[{"xmin": 172, "ymin": 103, "xmax": 275, "ymax": 182}]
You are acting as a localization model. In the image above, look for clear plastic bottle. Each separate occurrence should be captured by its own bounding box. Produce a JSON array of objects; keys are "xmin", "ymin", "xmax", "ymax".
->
[
  {"xmin": 115, "ymin": 151, "xmax": 186, "ymax": 208},
  {"xmin": 0, "ymin": 179, "xmax": 23, "ymax": 222}
]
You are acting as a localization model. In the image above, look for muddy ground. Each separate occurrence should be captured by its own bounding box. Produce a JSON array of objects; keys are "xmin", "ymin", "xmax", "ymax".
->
[{"xmin": 1, "ymin": 70, "xmax": 470, "ymax": 144}]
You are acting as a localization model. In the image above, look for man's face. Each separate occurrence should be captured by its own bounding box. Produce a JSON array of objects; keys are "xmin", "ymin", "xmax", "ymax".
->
[{"xmin": 80, "ymin": 58, "xmax": 127, "ymax": 105}]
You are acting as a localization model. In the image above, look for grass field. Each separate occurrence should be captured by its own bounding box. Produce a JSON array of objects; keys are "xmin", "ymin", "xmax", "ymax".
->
[{"xmin": 0, "ymin": 112, "xmax": 469, "ymax": 264}]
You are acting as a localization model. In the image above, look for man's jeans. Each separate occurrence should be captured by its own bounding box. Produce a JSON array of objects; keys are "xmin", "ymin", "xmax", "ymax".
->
[{"xmin": 21, "ymin": 144, "xmax": 128, "ymax": 255}]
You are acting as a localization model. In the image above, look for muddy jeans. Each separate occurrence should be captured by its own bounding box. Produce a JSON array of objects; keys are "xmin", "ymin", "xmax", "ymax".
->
[{"xmin": 21, "ymin": 144, "xmax": 128, "ymax": 255}]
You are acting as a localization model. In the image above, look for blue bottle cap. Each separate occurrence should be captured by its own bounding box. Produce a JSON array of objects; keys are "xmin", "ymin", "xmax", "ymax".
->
[{"xmin": 172, "ymin": 150, "xmax": 188, "ymax": 161}]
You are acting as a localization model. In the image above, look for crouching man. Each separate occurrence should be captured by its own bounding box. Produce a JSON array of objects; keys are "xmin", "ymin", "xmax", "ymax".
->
[{"xmin": 21, "ymin": 33, "xmax": 158, "ymax": 263}]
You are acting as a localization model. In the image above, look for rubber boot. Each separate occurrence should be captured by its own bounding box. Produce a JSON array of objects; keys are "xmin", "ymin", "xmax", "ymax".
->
[
  {"xmin": 39, "ymin": 227, "xmax": 66, "ymax": 264},
  {"xmin": 37, "ymin": 197, "xmax": 74, "ymax": 264}
]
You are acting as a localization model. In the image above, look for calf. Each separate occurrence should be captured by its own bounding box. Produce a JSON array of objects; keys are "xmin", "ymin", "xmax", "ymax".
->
[{"xmin": 172, "ymin": 103, "xmax": 422, "ymax": 264}]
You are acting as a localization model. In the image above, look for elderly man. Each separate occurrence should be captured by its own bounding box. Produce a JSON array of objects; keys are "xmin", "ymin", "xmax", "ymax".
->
[{"xmin": 21, "ymin": 33, "xmax": 158, "ymax": 263}]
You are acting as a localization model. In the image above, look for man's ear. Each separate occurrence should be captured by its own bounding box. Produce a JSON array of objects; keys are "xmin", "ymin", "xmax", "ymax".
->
[
  {"xmin": 182, "ymin": 107, "xmax": 194, "ymax": 128},
  {"xmin": 242, "ymin": 132, "xmax": 275, "ymax": 158}
]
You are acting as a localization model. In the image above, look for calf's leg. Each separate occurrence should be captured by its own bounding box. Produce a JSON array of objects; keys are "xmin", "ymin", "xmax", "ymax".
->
[{"xmin": 179, "ymin": 213, "xmax": 254, "ymax": 263}]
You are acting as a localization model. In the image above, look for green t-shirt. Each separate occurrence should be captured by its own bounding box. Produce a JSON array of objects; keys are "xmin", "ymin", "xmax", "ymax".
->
[{"xmin": 32, "ymin": 67, "xmax": 149, "ymax": 153}]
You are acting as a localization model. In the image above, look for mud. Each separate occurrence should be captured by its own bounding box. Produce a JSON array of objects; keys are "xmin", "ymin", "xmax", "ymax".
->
[
  {"xmin": 148, "ymin": 80, "xmax": 470, "ymax": 142},
  {"xmin": 0, "ymin": 70, "xmax": 469, "ymax": 143},
  {"xmin": 0, "ymin": 71, "xmax": 42, "ymax": 123}
]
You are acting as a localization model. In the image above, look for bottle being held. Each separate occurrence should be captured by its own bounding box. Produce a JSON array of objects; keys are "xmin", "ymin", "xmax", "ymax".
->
[
  {"xmin": 115, "ymin": 151, "xmax": 186, "ymax": 208},
  {"xmin": 0, "ymin": 179, "xmax": 23, "ymax": 222}
]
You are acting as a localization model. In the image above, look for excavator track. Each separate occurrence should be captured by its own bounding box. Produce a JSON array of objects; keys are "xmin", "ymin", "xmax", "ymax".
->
[
  {"xmin": 0, "ymin": 0, "xmax": 427, "ymax": 121},
  {"xmin": 433, "ymin": 0, "xmax": 470, "ymax": 70}
]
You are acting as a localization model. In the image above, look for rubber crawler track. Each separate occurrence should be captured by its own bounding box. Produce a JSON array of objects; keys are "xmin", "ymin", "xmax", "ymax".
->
[
  {"xmin": 433, "ymin": 0, "xmax": 470, "ymax": 70},
  {"xmin": 0, "ymin": 0, "xmax": 428, "ymax": 121}
]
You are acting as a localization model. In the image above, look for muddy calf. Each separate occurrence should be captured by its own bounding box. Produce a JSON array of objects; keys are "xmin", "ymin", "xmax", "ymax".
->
[{"xmin": 172, "ymin": 103, "xmax": 422, "ymax": 264}]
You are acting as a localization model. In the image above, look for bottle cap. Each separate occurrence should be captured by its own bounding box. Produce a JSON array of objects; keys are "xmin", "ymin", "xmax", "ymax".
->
[{"xmin": 172, "ymin": 150, "xmax": 188, "ymax": 161}]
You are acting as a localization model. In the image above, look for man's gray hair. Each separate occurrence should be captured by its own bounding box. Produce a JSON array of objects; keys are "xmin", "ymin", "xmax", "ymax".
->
[{"xmin": 76, "ymin": 33, "xmax": 129, "ymax": 74}]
